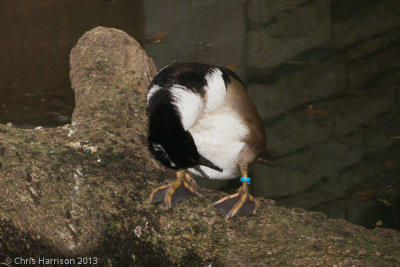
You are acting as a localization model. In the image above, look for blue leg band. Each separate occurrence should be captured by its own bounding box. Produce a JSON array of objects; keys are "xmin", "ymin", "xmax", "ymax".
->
[{"xmin": 240, "ymin": 176, "xmax": 251, "ymax": 184}]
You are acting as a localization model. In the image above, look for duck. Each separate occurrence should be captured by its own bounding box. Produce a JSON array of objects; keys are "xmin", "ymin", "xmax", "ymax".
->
[{"xmin": 147, "ymin": 62, "xmax": 266, "ymax": 219}]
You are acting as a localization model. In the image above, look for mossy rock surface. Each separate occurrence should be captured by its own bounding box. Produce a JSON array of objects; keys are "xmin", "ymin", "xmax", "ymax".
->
[{"xmin": 0, "ymin": 27, "xmax": 399, "ymax": 266}]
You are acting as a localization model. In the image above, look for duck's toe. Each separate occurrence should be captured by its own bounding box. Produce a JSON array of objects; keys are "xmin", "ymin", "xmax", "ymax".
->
[
  {"xmin": 213, "ymin": 192, "xmax": 259, "ymax": 219},
  {"xmin": 149, "ymin": 172, "xmax": 200, "ymax": 209}
]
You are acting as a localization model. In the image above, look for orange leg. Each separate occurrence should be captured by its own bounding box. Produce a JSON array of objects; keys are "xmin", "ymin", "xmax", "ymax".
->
[
  {"xmin": 213, "ymin": 165, "xmax": 260, "ymax": 219},
  {"xmin": 149, "ymin": 170, "xmax": 200, "ymax": 209}
]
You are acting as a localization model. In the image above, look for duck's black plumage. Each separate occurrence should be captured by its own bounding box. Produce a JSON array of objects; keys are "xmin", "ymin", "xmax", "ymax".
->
[{"xmin": 148, "ymin": 88, "xmax": 199, "ymax": 169}]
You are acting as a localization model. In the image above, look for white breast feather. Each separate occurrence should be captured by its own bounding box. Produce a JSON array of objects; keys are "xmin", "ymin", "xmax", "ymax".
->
[
  {"xmin": 188, "ymin": 106, "xmax": 249, "ymax": 180},
  {"xmin": 170, "ymin": 85, "xmax": 204, "ymax": 130}
]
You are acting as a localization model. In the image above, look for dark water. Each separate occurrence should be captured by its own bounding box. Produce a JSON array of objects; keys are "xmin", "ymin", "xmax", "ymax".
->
[
  {"xmin": 1, "ymin": 0, "xmax": 399, "ymax": 231},
  {"xmin": 0, "ymin": 0, "xmax": 144, "ymax": 127}
]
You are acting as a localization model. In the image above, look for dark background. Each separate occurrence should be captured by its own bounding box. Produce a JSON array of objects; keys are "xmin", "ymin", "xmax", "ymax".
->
[{"xmin": 0, "ymin": 0, "xmax": 399, "ymax": 230}]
